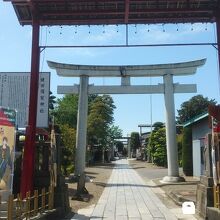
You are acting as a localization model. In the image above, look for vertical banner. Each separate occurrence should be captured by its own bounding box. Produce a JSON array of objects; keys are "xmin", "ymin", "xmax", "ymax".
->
[{"xmin": 0, "ymin": 107, "xmax": 16, "ymax": 193}]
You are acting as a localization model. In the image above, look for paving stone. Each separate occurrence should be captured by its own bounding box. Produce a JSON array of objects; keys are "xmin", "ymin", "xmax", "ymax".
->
[
  {"xmin": 140, "ymin": 214, "xmax": 154, "ymax": 220},
  {"xmin": 88, "ymin": 159, "xmax": 179, "ymax": 220},
  {"xmin": 116, "ymin": 216, "xmax": 128, "ymax": 220}
]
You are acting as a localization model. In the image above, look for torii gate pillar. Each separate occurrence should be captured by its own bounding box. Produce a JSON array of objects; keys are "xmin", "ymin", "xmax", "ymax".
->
[
  {"xmin": 163, "ymin": 74, "xmax": 184, "ymax": 182},
  {"xmin": 75, "ymin": 76, "xmax": 89, "ymax": 176},
  {"xmin": 75, "ymin": 76, "xmax": 89, "ymax": 193}
]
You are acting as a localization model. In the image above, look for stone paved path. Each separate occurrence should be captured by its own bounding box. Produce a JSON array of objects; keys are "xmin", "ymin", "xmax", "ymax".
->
[{"xmin": 73, "ymin": 159, "xmax": 179, "ymax": 220}]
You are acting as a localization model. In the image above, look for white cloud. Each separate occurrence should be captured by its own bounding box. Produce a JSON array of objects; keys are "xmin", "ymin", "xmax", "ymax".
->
[
  {"xmin": 82, "ymin": 25, "xmax": 123, "ymax": 45},
  {"xmin": 129, "ymin": 23, "xmax": 213, "ymax": 44}
]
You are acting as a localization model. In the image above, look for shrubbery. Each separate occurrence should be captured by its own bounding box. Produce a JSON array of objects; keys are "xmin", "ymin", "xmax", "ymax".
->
[
  {"xmin": 148, "ymin": 127, "xmax": 167, "ymax": 167},
  {"xmin": 182, "ymin": 126, "xmax": 193, "ymax": 176}
]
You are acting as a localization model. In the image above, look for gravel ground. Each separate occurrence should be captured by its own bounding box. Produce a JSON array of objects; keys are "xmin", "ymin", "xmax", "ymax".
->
[
  {"xmin": 128, "ymin": 159, "xmax": 199, "ymax": 205},
  {"xmin": 67, "ymin": 163, "xmax": 114, "ymax": 213}
]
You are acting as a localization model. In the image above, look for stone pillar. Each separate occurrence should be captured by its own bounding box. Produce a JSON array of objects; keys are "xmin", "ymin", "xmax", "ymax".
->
[
  {"xmin": 75, "ymin": 76, "xmax": 89, "ymax": 194},
  {"xmin": 127, "ymin": 138, "xmax": 131, "ymax": 158},
  {"xmin": 53, "ymin": 133, "xmax": 70, "ymax": 216},
  {"xmin": 162, "ymin": 74, "xmax": 183, "ymax": 182},
  {"xmin": 196, "ymin": 134, "xmax": 214, "ymax": 219},
  {"xmin": 111, "ymin": 144, "xmax": 115, "ymax": 160}
]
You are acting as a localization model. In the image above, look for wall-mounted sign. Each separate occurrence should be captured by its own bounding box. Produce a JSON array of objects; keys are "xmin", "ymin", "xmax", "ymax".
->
[{"xmin": 0, "ymin": 72, "xmax": 50, "ymax": 128}]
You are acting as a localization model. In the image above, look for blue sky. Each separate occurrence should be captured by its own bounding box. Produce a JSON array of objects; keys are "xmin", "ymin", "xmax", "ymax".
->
[{"xmin": 1, "ymin": 2, "xmax": 220, "ymax": 136}]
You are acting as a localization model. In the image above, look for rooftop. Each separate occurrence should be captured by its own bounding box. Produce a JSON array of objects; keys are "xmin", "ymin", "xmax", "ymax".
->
[
  {"xmin": 183, "ymin": 112, "xmax": 209, "ymax": 127},
  {"xmin": 5, "ymin": 0, "xmax": 220, "ymax": 26}
]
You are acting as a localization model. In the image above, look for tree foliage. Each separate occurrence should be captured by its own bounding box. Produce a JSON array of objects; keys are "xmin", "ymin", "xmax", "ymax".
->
[
  {"xmin": 148, "ymin": 127, "xmax": 167, "ymax": 167},
  {"xmin": 59, "ymin": 124, "xmax": 76, "ymax": 175},
  {"xmin": 87, "ymin": 95, "xmax": 116, "ymax": 147},
  {"xmin": 182, "ymin": 126, "xmax": 193, "ymax": 176},
  {"xmin": 177, "ymin": 95, "xmax": 216, "ymax": 123},
  {"xmin": 130, "ymin": 132, "xmax": 141, "ymax": 156},
  {"xmin": 115, "ymin": 141, "xmax": 124, "ymax": 153},
  {"xmin": 108, "ymin": 125, "xmax": 123, "ymax": 140},
  {"xmin": 49, "ymin": 91, "xmax": 56, "ymax": 110},
  {"xmin": 54, "ymin": 93, "xmax": 121, "ymax": 172},
  {"xmin": 152, "ymin": 122, "xmax": 164, "ymax": 131},
  {"xmin": 106, "ymin": 125, "xmax": 123, "ymax": 148},
  {"xmin": 54, "ymin": 94, "xmax": 79, "ymax": 128}
]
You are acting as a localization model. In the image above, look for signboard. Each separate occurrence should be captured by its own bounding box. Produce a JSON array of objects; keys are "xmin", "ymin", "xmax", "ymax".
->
[
  {"xmin": 0, "ymin": 72, "xmax": 50, "ymax": 128},
  {"xmin": 0, "ymin": 107, "xmax": 16, "ymax": 192}
]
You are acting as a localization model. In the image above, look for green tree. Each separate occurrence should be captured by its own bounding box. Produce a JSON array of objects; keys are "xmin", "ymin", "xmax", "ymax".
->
[
  {"xmin": 106, "ymin": 125, "xmax": 122, "ymax": 146},
  {"xmin": 153, "ymin": 122, "xmax": 164, "ymax": 131},
  {"xmin": 146, "ymin": 122, "xmax": 164, "ymax": 162},
  {"xmin": 149, "ymin": 127, "xmax": 167, "ymax": 167},
  {"xmin": 54, "ymin": 94, "xmax": 79, "ymax": 128},
  {"xmin": 88, "ymin": 95, "xmax": 115, "ymax": 146},
  {"xmin": 87, "ymin": 95, "xmax": 116, "ymax": 162},
  {"xmin": 54, "ymin": 93, "xmax": 120, "ymax": 167},
  {"xmin": 49, "ymin": 91, "xmax": 56, "ymax": 110},
  {"xmin": 177, "ymin": 95, "xmax": 216, "ymax": 123},
  {"xmin": 177, "ymin": 133, "xmax": 183, "ymax": 166},
  {"xmin": 59, "ymin": 124, "xmax": 76, "ymax": 175},
  {"xmin": 130, "ymin": 132, "xmax": 141, "ymax": 157},
  {"xmin": 182, "ymin": 126, "xmax": 193, "ymax": 176},
  {"xmin": 108, "ymin": 125, "xmax": 123, "ymax": 140},
  {"xmin": 115, "ymin": 141, "xmax": 124, "ymax": 153},
  {"xmin": 54, "ymin": 94, "xmax": 97, "ymax": 172}
]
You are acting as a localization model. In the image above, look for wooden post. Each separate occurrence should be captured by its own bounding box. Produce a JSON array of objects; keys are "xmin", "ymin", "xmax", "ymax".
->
[
  {"xmin": 16, "ymin": 193, "xmax": 22, "ymax": 218},
  {"xmin": 34, "ymin": 190, "xmax": 39, "ymax": 215},
  {"xmin": 217, "ymin": 185, "xmax": 220, "ymax": 209},
  {"xmin": 51, "ymin": 186, "xmax": 54, "ymax": 209},
  {"xmin": 26, "ymin": 191, "xmax": 31, "ymax": 219},
  {"xmin": 7, "ymin": 194, "xmax": 14, "ymax": 220},
  {"xmin": 48, "ymin": 186, "xmax": 54, "ymax": 210},
  {"xmin": 41, "ymin": 188, "xmax": 46, "ymax": 212}
]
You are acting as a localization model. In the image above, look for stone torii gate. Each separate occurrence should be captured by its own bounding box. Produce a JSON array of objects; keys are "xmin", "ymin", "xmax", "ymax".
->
[{"xmin": 48, "ymin": 58, "xmax": 206, "ymax": 192}]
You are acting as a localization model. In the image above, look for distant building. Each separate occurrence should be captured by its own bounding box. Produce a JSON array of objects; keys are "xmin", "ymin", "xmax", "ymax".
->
[{"xmin": 183, "ymin": 112, "xmax": 210, "ymax": 177}]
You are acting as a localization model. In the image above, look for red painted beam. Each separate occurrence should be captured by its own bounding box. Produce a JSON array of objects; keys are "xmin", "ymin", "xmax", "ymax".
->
[
  {"xmin": 7, "ymin": 0, "xmax": 213, "ymax": 3},
  {"xmin": 216, "ymin": 12, "xmax": 220, "ymax": 81},
  {"xmin": 20, "ymin": 17, "xmax": 40, "ymax": 198}
]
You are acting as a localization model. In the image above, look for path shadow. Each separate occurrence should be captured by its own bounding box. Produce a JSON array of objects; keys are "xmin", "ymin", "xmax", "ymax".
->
[
  {"xmin": 88, "ymin": 163, "xmax": 115, "ymax": 169},
  {"xmin": 68, "ymin": 188, "xmax": 94, "ymax": 202},
  {"xmin": 61, "ymin": 211, "xmax": 75, "ymax": 219},
  {"xmin": 85, "ymin": 171, "xmax": 98, "ymax": 175},
  {"xmin": 62, "ymin": 211, "xmax": 103, "ymax": 220},
  {"xmin": 94, "ymin": 182, "xmax": 107, "ymax": 188},
  {"xmin": 94, "ymin": 182, "xmax": 198, "ymax": 189}
]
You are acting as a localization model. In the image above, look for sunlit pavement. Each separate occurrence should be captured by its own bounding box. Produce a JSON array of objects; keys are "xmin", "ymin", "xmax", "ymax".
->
[{"xmin": 71, "ymin": 159, "xmax": 198, "ymax": 220}]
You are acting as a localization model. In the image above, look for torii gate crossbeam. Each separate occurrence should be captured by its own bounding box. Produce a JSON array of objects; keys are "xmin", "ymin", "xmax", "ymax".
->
[{"xmin": 48, "ymin": 59, "xmax": 206, "ymax": 192}]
